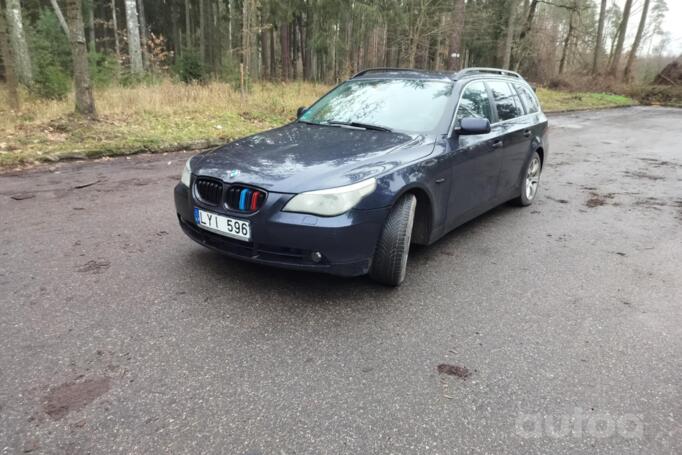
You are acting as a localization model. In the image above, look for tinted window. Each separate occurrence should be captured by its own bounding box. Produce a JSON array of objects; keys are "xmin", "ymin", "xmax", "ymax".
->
[
  {"xmin": 515, "ymin": 83, "xmax": 539, "ymax": 113},
  {"xmin": 299, "ymin": 79, "xmax": 454, "ymax": 133},
  {"xmin": 455, "ymin": 82, "xmax": 492, "ymax": 123},
  {"xmin": 487, "ymin": 81, "xmax": 524, "ymax": 121}
]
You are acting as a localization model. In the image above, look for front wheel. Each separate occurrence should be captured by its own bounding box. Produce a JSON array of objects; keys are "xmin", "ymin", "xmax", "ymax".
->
[
  {"xmin": 514, "ymin": 151, "xmax": 542, "ymax": 206},
  {"xmin": 369, "ymin": 194, "xmax": 417, "ymax": 286}
]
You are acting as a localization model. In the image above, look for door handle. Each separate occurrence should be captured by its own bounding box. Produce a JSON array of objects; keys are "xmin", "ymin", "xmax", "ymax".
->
[
  {"xmin": 523, "ymin": 130, "xmax": 532, "ymax": 137},
  {"xmin": 491, "ymin": 140, "xmax": 503, "ymax": 149}
]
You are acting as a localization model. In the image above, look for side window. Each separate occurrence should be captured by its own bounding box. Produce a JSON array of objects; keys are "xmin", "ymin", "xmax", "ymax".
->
[
  {"xmin": 455, "ymin": 81, "xmax": 493, "ymax": 124},
  {"xmin": 487, "ymin": 81, "xmax": 524, "ymax": 121},
  {"xmin": 515, "ymin": 83, "xmax": 539, "ymax": 114}
]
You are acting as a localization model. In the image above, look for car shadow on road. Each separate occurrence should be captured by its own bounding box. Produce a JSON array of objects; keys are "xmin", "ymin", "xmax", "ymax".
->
[
  {"xmin": 182, "ymin": 247, "xmax": 396, "ymax": 308},
  {"xmin": 409, "ymin": 202, "xmax": 523, "ymax": 262},
  {"xmin": 180, "ymin": 201, "xmax": 525, "ymax": 309}
]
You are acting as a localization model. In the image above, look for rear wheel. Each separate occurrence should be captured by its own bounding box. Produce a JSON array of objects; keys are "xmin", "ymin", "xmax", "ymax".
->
[
  {"xmin": 514, "ymin": 151, "xmax": 542, "ymax": 206},
  {"xmin": 369, "ymin": 194, "xmax": 417, "ymax": 286}
]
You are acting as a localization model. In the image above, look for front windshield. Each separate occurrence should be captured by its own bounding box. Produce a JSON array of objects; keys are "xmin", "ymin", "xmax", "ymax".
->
[{"xmin": 299, "ymin": 79, "xmax": 454, "ymax": 134}]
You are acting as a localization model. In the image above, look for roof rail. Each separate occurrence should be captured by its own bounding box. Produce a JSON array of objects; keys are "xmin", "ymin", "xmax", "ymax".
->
[
  {"xmin": 351, "ymin": 67, "xmax": 424, "ymax": 78},
  {"xmin": 455, "ymin": 67, "xmax": 523, "ymax": 79}
]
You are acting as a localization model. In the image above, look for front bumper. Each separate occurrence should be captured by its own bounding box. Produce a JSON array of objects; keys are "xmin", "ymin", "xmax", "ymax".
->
[{"xmin": 174, "ymin": 183, "xmax": 389, "ymax": 277}]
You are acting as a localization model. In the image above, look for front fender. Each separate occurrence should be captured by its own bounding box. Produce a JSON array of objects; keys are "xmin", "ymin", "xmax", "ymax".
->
[{"xmin": 356, "ymin": 142, "xmax": 451, "ymax": 242}]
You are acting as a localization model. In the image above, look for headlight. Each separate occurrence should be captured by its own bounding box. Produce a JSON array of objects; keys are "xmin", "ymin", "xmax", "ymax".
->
[
  {"xmin": 282, "ymin": 178, "xmax": 376, "ymax": 217},
  {"xmin": 180, "ymin": 158, "xmax": 192, "ymax": 187}
]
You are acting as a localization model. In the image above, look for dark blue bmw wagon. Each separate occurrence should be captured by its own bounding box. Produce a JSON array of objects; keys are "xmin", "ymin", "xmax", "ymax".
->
[{"xmin": 174, "ymin": 67, "xmax": 548, "ymax": 285}]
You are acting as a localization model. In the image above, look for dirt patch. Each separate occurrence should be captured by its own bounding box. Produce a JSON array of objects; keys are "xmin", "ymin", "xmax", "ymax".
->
[
  {"xmin": 76, "ymin": 260, "xmax": 111, "ymax": 274},
  {"xmin": 585, "ymin": 192, "xmax": 615, "ymax": 208},
  {"xmin": 43, "ymin": 377, "xmax": 111, "ymax": 420},
  {"xmin": 73, "ymin": 179, "xmax": 101, "ymax": 189},
  {"xmin": 638, "ymin": 158, "xmax": 680, "ymax": 168},
  {"xmin": 635, "ymin": 197, "xmax": 667, "ymax": 208},
  {"xmin": 623, "ymin": 171, "xmax": 665, "ymax": 181},
  {"xmin": 546, "ymin": 196, "xmax": 569, "ymax": 204},
  {"xmin": 635, "ymin": 197, "xmax": 682, "ymax": 209},
  {"xmin": 437, "ymin": 364, "xmax": 471, "ymax": 379},
  {"xmin": 10, "ymin": 192, "xmax": 35, "ymax": 201}
]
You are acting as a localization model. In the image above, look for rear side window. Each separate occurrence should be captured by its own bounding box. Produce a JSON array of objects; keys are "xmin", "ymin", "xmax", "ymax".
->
[
  {"xmin": 515, "ymin": 83, "xmax": 539, "ymax": 113},
  {"xmin": 487, "ymin": 81, "xmax": 524, "ymax": 121},
  {"xmin": 455, "ymin": 81, "xmax": 493, "ymax": 124}
]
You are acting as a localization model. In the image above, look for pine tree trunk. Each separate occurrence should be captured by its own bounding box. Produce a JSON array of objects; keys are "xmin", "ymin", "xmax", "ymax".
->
[
  {"xmin": 558, "ymin": 3, "xmax": 576, "ymax": 75},
  {"xmin": 184, "ymin": 0, "xmax": 191, "ymax": 50},
  {"xmin": 502, "ymin": 0, "xmax": 516, "ymax": 70},
  {"xmin": 591, "ymin": 0, "xmax": 607, "ymax": 74},
  {"xmin": 87, "ymin": 1, "xmax": 96, "ymax": 53},
  {"xmin": 608, "ymin": 0, "xmax": 633, "ymax": 77},
  {"xmin": 0, "ymin": 5, "xmax": 19, "ymax": 110},
  {"xmin": 111, "ymin": 0, "xmax": 121, "ymax": 62},
  {"xmin": 171, "ymin": 3, "xmax": 179, "ymax": 57},
  {"xmin": 199, "ymin": 0, "xmax": 206, "ymax": 65},
  {"xmin": 124, "ymin": 0, "xmax": 143, "ymax": 74},
  {"xmin": 261, "ymin": 20, "xmax": 270, "ymax": 80},
  {"xmin": 5, "ymin": 0, "xmax": 32, "ymax": 85},
  {"xmin": 303, "ymin": 9, "xmax": 313, "ymax": 80},
  {"xmin": 623, "ymin": 0, "xmax": 650, "ymax": 81},
  {"xmin": 227, "ymin": 0, "xmax": 234, "ymax": 53},
  {"xmin": 280, "ymin": 21, "xmax": 289, "ymax": 80},
  {"xmin": 250, "ymin": 0, "xmax": 258, "ymax": 79},
  {"xmin": 291, "ymin": 21, "xmax": 298, "ymax": 79},
  {"xmin": 49, "ymin": 0, "xmax": 70, "ymax": 35},
  {"xmin": 241, "ymin": 0, "xmax": 249, "ymax": 81},
  {"xmin": 137, "ymin": 0, "xmax": 149, "ymax": 69},
  {"xmin": 214, "ymin": 0, "xmax": 225, "ymax": 71},
  {"xmin": 446, "ymin": 0, "xmax": 466, "ymax": 70},
  {"xmin": 269, "ymin": 26, "xmax": 275, "ymax": 79},
  {"xmin": 66, "ymin": 0, "xmax": 97, "ymax": 118}
]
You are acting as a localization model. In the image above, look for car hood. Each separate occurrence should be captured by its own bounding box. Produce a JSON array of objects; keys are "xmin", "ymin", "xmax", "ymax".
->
[{"xmin": 193, "ymin": 122, "xmax": 436, "ymax": 193}]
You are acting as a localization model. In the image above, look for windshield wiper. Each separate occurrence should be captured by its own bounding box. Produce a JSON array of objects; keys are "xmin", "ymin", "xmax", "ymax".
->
[{"xmin": 326, "ymin": 120, "xmax": 393, "ymax": 132}]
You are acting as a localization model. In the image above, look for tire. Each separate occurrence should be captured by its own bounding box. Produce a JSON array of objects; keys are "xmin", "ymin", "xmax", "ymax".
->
[
  {"xmin": 514, "ymin": 151, "xmax": 542, "ymax": 206},
  {"xmin": 369, "ymin": 194, "xmax": 417, "ymax": 286}
]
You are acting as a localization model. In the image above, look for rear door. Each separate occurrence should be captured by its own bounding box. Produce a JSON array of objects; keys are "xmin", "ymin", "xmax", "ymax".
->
[
  {"xmin": 446, "ymin": 80, "xmax": 501, "ymax": 227},
  {"xmin": 485, "ymin": 80, "xmax": 532, "ymax": 198}
]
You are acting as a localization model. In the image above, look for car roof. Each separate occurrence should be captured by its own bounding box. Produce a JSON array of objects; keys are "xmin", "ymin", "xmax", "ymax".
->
[{"xmin": 350, "ymin": 67, "xmax": 528, "ymax": 84}]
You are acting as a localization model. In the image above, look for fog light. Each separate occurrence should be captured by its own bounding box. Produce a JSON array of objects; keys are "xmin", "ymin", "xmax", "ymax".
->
[{"xmin": 311, "ymin": 251, "xmax": 323, "ymax": 263}]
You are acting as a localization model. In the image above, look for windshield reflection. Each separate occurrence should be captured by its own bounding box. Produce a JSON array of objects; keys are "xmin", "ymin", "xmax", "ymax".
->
[{"xmin": 300, "ymin": 79, "xmax": 453, "ymax": 134}]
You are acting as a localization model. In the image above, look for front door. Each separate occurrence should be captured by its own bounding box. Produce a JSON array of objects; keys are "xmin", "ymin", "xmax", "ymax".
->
[{"xmin": 446, "ymin": 81, "xmax": 501, "ymax": 227}]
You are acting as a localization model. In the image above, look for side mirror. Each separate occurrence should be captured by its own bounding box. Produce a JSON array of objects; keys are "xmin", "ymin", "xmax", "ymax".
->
[
  {"xmin": 455, "ymin": 117, "xmax": 491, "ymax": 135},
  {"xmin": 296, "ymin": 106, "xmax": 307, "ymax": 118}
]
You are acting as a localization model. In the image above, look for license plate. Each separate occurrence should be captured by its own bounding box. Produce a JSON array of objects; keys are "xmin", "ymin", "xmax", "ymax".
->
[{"xmin": 194, "ymin": 208, "xmax": 250, "ymax": 241}]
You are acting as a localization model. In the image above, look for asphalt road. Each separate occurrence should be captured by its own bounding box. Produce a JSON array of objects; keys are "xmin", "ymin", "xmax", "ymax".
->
[{"xmin": 1, "ymin": 106, "xmax": 680, "ymax": 454}]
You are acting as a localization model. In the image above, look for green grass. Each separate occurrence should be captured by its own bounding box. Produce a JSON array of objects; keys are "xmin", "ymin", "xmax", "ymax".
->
[
  {"xmin": 536, "ymin": 88, "xmax": 635, "ymax": 112},
  {"xmin": 0, "ymin": 82, "xmax": 636, "ymax": 169}
]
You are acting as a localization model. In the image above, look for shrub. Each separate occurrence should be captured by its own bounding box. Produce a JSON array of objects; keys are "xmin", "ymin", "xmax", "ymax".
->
[
  {"xmin": 217, "ymin": 53, "xmax": 243, "ymax": 89},
  {"xmin": 30, "ymin": 9, "xmax": 71, "ymax": 73},
  {"xmin": 172, "ymin": 52, "xmax": 207, "ymax": 83},
  {"xmin": 29, "ymin": 9, "xmax": 72, "ymax": 99},
  {"xmin": 32, "ymin": 64, "xmax": 71, "ymax": 100},
  {"xmin": 89, "ymin": 51, "xmax": 120, "ymax": 87}
]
